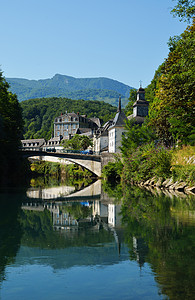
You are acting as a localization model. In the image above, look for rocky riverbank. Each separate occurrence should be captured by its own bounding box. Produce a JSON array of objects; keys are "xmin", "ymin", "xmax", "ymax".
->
[{"xmin": 139, "ymin": 177, "xmax": 195, "ymax": 195}]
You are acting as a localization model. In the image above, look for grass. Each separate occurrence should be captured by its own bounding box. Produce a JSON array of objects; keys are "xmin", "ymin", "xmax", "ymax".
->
[{"xmin": 172, "ymin": 145, "xmax": 195, "ymax": 166}]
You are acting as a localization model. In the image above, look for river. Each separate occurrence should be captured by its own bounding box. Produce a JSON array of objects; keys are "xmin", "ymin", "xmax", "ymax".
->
[{"xmin": 0, "ymin": 179, "xmax": 195, "ymax": 300}]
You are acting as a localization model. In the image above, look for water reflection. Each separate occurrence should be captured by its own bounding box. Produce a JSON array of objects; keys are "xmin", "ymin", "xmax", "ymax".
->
[
  {"xmin": 120, "ymin": 185, "xmax": 195, "ymax": 299},
  {"xmin": 26, "ymin": 179, "xmax": 102, "ymax": 200},
  {"xmin": 21, "ymin": 181, "xmax": 123, "ymax": 249},
  {"xmin": 0, "ymin": 180, "xmax": 195, "ymax": 299}
]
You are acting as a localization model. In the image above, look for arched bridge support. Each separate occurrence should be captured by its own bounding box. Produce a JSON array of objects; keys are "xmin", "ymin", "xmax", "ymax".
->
[{"xmin": 21, "ymin": 150, "xmax": 102, "ymax": 177}]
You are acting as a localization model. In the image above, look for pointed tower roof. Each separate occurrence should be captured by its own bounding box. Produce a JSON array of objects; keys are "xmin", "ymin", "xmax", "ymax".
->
[
  {"xmin": 109, "ymin": 96, "xmax": 127, "ymax": 129},
  {"xmin": 117, "ymin": 96, "xmax": 121, "ymax": 112}
]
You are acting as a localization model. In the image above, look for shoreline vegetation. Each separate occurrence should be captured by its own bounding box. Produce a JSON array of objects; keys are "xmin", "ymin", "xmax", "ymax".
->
[
  {"xmin": 103, "ymin": 14, "xmax": 195, "ymax": 197},
  {"xmin": 102, "ymin": 145, "xmax": 195, "ymax": 195}
]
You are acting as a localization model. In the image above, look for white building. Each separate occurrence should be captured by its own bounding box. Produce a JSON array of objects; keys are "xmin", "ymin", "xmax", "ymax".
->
[
  {"xmin": 93, "ymin": 120, "xmax": 113, "ymax": 153},
  {"xmin": 108, "ymin": 97, "xmax": 127, "ymax": 153}
]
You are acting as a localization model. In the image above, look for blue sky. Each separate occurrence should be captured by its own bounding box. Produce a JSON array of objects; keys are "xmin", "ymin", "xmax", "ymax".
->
[{"xmin": 1, "ymin": 0, "xmax": 187, "ymax": 88}]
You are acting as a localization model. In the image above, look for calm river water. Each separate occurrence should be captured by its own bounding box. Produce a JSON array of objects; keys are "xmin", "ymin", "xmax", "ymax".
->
[{"xmin": 0, "ymin": 179, "xmax": 195, "ymax": 300}]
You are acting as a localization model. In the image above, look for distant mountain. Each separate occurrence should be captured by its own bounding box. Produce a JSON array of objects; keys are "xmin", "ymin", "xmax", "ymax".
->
[{"xmin": 6, "ymin": 74, "xmax": 134, "ymax": 107}]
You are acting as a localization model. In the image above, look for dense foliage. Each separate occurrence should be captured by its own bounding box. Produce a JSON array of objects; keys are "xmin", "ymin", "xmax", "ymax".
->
[
  {"xmin": 61, "ymin": 134, "xmax": 93, "ymax": 150},
  {"xmin": 171, "ymin": 0, "xmax": 195, "ymax": 22},
  {"xmin": 122, "ymin": 143, "xmax": 173, "ymax": 184},
  {"xmin": 102, "ymin": 156, "xmax": 123, "ymax": 182},
  {"xmin": 7, "ymin": 73, "xmax": 132, "ymax": 106},
  {"xmin": 148, "ymin": 21, "xmax": 195, "ymax": 145},
  {"xmin": 21, "ymin": 97, "xmax": 117, "ymax": 139},
  {"xmin": 120, "ymin": 119, "xmax": 156, "ymax": 156},
  {"xmin": 0, "ymin": 71, "xmax": 24, "ymax": 184}
]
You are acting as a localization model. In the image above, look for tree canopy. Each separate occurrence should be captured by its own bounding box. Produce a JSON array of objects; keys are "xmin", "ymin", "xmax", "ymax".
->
[
  {"xmin": 148, "ymin": 21, "xmax": 195, "ymax": 145},
  {"xmin": 0, "ymin": 70, "xmax": 24, "ymax": 184},
  {"xmin": 171, "ymin": 0, "xmax": 195, "ymax": 23},
  {"xmin": 0, "ymin": 71, "xmax": 23, "ymax": 146},
  {"xmin": 61, "ymin": 134, "xmax": 93, "ymax": 150}
]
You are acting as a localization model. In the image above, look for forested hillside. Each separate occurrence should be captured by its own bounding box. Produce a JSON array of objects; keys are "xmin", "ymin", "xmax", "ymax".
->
[
  {"xmin": 21, "ymin": 97, "xmax": 117, "ymax": 140},
  {"xmin": 7, "ymin": 74, "xmax": 134, "ymax": 107}
]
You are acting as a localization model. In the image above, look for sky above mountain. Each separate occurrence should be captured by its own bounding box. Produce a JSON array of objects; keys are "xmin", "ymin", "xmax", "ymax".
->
[{"xmin": 1, "ymin": 0, "xmax": 187, "ymax": 88}]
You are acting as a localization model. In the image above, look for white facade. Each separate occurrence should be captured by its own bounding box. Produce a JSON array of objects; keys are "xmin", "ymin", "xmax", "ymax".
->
[
  {"xmin": 108, "ymin": 127, "xmax": 125, "ymax": 153},
  {"xmin": 93, "ymin": 135, "xmax": 108, "ymax": 153}
]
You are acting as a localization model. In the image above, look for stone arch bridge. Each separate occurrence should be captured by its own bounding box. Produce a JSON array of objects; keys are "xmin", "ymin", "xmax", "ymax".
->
[{"xmin": 20, "ymin": 148, "xmax": 114, "ymax": 177}]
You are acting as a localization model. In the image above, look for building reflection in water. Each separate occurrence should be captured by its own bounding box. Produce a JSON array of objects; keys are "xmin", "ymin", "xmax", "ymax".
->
[{"xmin": 23, "ymin": 180, "xmax": 122, "ymax": 239}]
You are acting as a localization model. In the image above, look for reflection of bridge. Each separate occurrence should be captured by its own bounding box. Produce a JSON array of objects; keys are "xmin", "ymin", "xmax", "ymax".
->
[
  {"xmin": 23, "ymin": 182, "xmax": 122, "ymax": 231},
  {"xmin": 20, "ymin": 149, "xmax": 102, "ymax": 176},
  {"xmin": 26, "ymin": 180, "xmax": 105, "ymax": 201}
]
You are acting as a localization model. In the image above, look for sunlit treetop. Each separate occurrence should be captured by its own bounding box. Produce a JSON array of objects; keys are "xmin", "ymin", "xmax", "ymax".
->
[{"xmin": 171, "ymin": 0, "xmax": 195, "ymax": 23}]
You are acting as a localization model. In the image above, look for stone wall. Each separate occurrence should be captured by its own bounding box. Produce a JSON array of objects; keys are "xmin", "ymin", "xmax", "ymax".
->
[{"xmin": 101, "ymin": 152, "xmax": 116, "ymax": 170}]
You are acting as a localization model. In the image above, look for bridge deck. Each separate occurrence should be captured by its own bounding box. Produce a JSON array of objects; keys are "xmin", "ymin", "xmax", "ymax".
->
[{"xmin": 20, "ymin": 149, "xmax": 101, "ymax": 161}]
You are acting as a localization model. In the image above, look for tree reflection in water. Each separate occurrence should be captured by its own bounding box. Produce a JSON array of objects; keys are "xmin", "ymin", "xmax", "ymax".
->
[
  {"xmin": 119, "ymin": 184, "xmax": 195, "ymax": 299},
  {"xmin": 0, "ymin": 193, "xmax": 22, "ymax": 284}
]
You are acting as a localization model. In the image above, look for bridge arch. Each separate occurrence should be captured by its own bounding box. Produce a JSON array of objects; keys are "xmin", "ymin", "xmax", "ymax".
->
[{"xmin": 20, "ymin": 149, "xmax": 102, "ymax": 177}]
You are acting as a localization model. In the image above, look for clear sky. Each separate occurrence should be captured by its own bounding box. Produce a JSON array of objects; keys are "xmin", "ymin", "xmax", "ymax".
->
[{"xmin": 1, "ymin": 0, "xmax": 187, "ymax": 88}]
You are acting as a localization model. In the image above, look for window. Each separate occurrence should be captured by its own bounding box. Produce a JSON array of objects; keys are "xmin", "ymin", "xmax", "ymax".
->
[{"xmin": 57, "ymin": 131, "xmax": 60, "ymax": 136}]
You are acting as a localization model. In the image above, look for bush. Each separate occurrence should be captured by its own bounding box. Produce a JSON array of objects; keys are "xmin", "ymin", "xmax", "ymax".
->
[
  {"xmin": 122, "ymin": 143, "xmax": 172, "ymax": 184},
  {"xmin": 102, "ymin": 159, "xmax": 123, "ymax": 181},
  {"xmin": 172, "ymin": 165, "xmax": 195, "ymax": 186}
]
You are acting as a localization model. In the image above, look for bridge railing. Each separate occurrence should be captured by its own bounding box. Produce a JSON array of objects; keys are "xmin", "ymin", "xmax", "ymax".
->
[{"xmin": 20, "ymin": 146, "xmax": 100, "ymax": 156}]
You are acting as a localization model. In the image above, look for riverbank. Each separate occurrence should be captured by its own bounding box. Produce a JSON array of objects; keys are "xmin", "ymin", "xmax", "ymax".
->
[
  {"xmin": 103, "ymin": 145, "xmax": 195, "ymax": 194},
  {"xmin": 138, "ymin": 177, "xmax": 195, "ymax": 195}
]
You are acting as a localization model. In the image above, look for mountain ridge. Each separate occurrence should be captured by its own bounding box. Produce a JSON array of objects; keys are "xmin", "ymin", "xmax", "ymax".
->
[{"xmin": 6, "ymin": 74, "xmax": 134, "ymax": 107}]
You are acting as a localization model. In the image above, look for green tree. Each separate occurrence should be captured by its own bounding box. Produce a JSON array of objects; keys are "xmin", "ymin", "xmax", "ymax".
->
[
  {"xmin": 149, "ymin": 21, "xmax": 195, "ymax": 145},
  {"xmin": 145, "ymin": 63, "xmax": 165, "ymax": 103},
  {"xmin": 0, "ymin": 71, "xmax": 23, "ymax": 146},
  {"xmin": 121, "ymin": 119, "xmax": 155, "ymax": 157},
  {"xmin": 61, "ymin": 134, "xmax": 93, "ymax": 150},
  {"xmin": 124, "ymin": 88, "xmax": 137, "ymax": 115},
  {"xmin": 0, "ymin": 70, "xmax": 24, "ymax": 184},
  {"xmin": 171, "ymin": 0, "xmax": 195, "ymax": 23}
]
